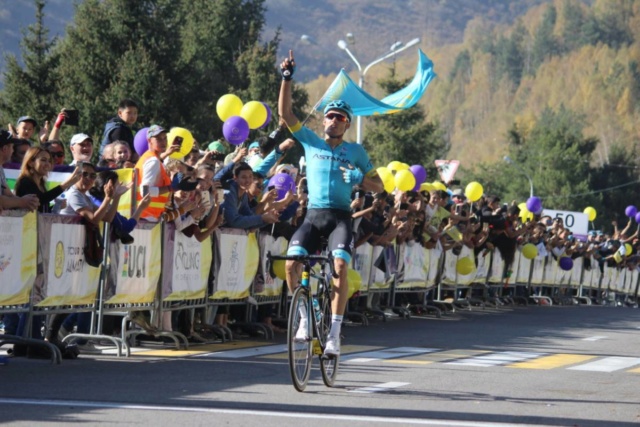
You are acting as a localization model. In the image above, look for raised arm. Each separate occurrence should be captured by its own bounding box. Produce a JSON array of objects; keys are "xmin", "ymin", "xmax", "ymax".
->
[{"xmin": 278, "ymin": 49, "xmax": 299, "ymax": 128}]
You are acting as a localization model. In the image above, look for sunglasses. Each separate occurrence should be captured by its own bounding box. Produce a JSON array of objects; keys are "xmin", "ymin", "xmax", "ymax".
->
[
  {"xmin": 50, "ymin": 152, "xmax": 65, "ymax": 158},
  {"xmin": 325, "ymin": 113, "xmax": 348, "ymax": 123},
  {"xmin": 82, "ymin": 171, "xmax": 97, "ymax": 179}
]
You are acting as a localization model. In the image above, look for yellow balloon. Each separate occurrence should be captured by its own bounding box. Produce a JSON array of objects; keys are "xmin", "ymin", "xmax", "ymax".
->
[
  {"xmin": 216, "ymin": 94, "xmax": 243, "ymax": 122},
  {"xmin": 432, "ymin": 181, "xmax": 447, "ymax": 191},
  {"xmin": 583, "ymin": 206, "xmax": 597, "ymax": 221},
  {"xmin": 420, "ymin": 182, "xmax": 435, "ymax": 193},
  {"xmin": 167, "ymin": 127, "xmax": 195, "ymax": 159},
  {"xmin": 465, "ymin": 181, "xmax": 484, "ymax": 202},
  {"xmin": 456, "ymin": 257, "xmax": 475, "ymax": 275},
  {"xmin": 240, "ymin": 101, "xmax": 268, "ymax": 129},
  {"xmin": 394, "ymin": 169, "xmax": 416, "ymax": 191},
  {"xmin": 377, "ymin": 167, "xmax": 395, "ymax": 193},
  {"xmin": 625, "ymin": 243, "xmax": 633, "ymax": 255},
  {"xmin": 518, "ymin": 203, "xmax": 533, "ymax": 222},
  {"xmin": 272, "ymin": 259, "xmax": 287, "ymax": 281},
  {"xmin": 347, "ymin": 268, "xmax": 362, "ymax": 298},
  {"xmin": 387, "ymin": 161, "xmax": 403, "ymax": 172},
  {"xmin": 398, "ymin": 163, "xmax": 410, "ymax": 171},
  {"xmin": 522, "ymin": 243, "xmax": 538, "ymax": 260}
]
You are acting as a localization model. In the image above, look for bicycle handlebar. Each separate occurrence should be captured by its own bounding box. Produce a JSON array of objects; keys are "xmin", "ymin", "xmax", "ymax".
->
[{"xmin": 267, "ymin": 252, "xmax": 339, "ymax": 279}]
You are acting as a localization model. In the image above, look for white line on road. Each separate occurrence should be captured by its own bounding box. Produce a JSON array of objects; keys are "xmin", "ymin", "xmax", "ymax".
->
[
  {"xmin": 349, "ymin": 381, "xmax": 410, "ymax": 394},
  {"xmin": 568, "ymin": 356, "xmax": 640, "ymax": 372},
  {"xmin": 446, "ymin": 352, "xmax": 543, "ymax": 367},
  {"xmin": 343, "ymin": 347, "xmax": 439, "ymax": 364},
  {"xmin": 582, "ymin": 336, "xmax": 606, "ymax": 341},
  {"xmin": 0, "ymin": 397, "xmax": 560, "ymax": 427}
]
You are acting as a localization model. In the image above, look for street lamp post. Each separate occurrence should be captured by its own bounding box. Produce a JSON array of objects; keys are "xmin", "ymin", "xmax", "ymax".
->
[
  {"xmin": 504, "ymin": 156, "xmax": 534, "ymax": 198},
  {"xmin": 336, "ymin": 36, "xmax": 420, "ymax": 144}
]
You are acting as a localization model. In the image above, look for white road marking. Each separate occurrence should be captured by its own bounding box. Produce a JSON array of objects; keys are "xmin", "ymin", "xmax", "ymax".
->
[
  {"xmin": 349, "ymin": 381, "xmax": 411, "ymax": 394},
  {"xmin": 582, "ymin": 336, "xmax": 606, "ymax": 341},
  {"xmin": 196, "ymin": 344, "xmax": 287, "ymax": 358},
  {"xmin": 447, "ymin": 351, "xmax": 544, "ymax": 367},
  {"xmin": 568, "ymin": 357, "xmax": 640, "ymax": 372},
  {"xmin": 0, "ymin": 397, "xmax": 559, "ymax": 426},
  {"xmin": 342, "ymin": 347, "xmax": 439, "ymax": 364}
]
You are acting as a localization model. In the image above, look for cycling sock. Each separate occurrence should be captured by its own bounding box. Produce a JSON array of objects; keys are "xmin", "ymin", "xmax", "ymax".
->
[
  {"xmin": 329, "ymin": 314, "xmax": 343, "ymax": 339},
  {"xmin": 298, "ymin": 303, "xmax": 308, "ymax": 323}
]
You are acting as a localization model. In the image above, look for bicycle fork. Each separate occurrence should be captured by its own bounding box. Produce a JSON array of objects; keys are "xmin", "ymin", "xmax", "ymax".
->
[{"xmin": 301, "ymin": 265, "xmax": 323, "ymax": 355}]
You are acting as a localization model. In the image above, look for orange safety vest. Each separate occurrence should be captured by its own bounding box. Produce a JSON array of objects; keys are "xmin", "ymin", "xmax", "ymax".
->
[{"xmin": 134, "ymin": 150, "xmax": 172, "ymax": 220}]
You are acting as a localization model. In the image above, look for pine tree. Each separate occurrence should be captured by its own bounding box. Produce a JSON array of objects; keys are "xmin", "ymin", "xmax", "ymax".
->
[
  {"xmin": 1, "ymin": 0, "xmax": 60, "ymax": 128},
  {"xmin": 531, "ymin": 4, "xmax": 559, "ymax": 72},
  {"xmin": 52, "ymin": 0, "xmax": 303, "ymax": 156}
]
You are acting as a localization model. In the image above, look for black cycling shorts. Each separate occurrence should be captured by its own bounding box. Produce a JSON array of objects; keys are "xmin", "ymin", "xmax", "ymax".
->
[{"xmin": 287, "ymin": 208, "xmax": 354, "ymax": 262}]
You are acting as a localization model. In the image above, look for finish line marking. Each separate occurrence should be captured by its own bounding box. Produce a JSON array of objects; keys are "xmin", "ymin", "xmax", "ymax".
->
[{"xmin": 0, "ymin": 398, "xmax": 558, "ymax": 427}]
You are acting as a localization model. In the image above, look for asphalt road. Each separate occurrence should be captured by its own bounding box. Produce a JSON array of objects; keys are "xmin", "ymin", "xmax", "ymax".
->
[{"xmin": 1, "ymin": 305, "xmax": 639, "ymax": 427}]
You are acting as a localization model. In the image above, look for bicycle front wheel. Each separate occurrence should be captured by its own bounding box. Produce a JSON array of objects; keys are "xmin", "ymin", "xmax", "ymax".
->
[
  {"xmin": 288, "ymin": 286, "xmax": 312, "ymax": 392},
  {"xmin": 318, "ymin": 280, "xmax": 339, "ymax": 387}
]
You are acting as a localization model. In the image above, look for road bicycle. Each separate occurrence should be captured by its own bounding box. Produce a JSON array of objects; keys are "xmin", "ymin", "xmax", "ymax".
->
[{"xmin": 267, "ymin": 251, "xmax": 339, "ymax": 392}]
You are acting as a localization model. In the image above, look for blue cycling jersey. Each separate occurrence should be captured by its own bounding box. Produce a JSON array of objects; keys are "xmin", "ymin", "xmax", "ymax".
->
[{"xmin": 291, "ymin": 123, "xmax": 373, "ymax": 211}]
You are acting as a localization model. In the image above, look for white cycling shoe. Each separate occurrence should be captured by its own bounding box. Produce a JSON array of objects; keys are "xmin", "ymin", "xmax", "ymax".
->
[{"xmin": 323, "ymin": 336, "xmax": 340, "ymax": 357}]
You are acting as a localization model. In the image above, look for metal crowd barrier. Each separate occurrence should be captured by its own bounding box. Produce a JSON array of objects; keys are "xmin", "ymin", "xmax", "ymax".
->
[{"xmin": 2, "ymin": 207, "xmax": 639, "ymax": 362}]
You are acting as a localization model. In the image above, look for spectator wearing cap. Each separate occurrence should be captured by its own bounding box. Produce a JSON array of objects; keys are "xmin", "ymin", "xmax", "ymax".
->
[
  {"xmin": 9, "ymin": 116, "xmax": 49, "ymax": 143},
  {"xmin": 0, "ymin": 129, "xmax": 39, "ymax": 212},
  {"xmin": 451, "ymin": 188, "xmax": 466, "ymax": 204},
  {"xmin": 245, "ymin": 141, "xmax": 263, "ymax": 169},
  {"xmin": 208, "ymin": 140, "xmax": 228, "ymax": 155},
  {"xmin": 69, "ymin": 133, "xmax": 94, "ymax": 165},
  {"xmin": 134, "ymin": 125, "xmax": 176, "ymax": 221}
]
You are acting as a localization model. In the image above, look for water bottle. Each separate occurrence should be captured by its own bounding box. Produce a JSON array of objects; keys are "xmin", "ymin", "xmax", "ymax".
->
[{"xmin": 312, "ymin": 297, "xmax": 321, "ymax": 323}]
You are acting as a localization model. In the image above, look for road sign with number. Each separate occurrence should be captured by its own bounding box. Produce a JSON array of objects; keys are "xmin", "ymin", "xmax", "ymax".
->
[{"xmin": 542, "ymin": 209, "xmax": 589, "ymax": 241}]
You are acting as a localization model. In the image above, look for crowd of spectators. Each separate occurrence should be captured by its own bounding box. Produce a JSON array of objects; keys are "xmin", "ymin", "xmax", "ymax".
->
[{"xmin": 2, "ymin": 100, "xmax": 639, "ymax": 356}]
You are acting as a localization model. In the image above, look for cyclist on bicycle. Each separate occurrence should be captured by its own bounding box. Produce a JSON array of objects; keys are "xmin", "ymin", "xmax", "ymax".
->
[{"xmin": 278, "ymin": 50, "xmax": 383, "ymax": 356}]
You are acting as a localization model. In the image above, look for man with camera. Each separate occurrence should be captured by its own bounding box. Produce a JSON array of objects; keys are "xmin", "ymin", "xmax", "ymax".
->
[
  {"xmin": 278, "ymin": 50, "xmax": 383, "ymax": 357},
  {"xmin": 134, "ymin": 125, "xmax": 180, "ymax": 221}
]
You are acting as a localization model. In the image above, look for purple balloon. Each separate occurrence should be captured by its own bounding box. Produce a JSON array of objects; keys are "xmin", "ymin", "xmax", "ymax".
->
[
  {"xmin": 559, "ymin": 257, "xmax": 573, "ymax": 271},
  {"xmin": 635, "ymin": 212, "xmax": 640, "ymax": 223},
  {"xmin": 260, "ymin": 102, "xmax": 272, "ymax": 129},
  {"xmin": 409, "ymin": 164, "xmax": 427, "ymax": 185},
  {"xmin": 223, "ymin": 116, "xmax": 250, "ymax": 145},
  {"xmin": 134, "ymin": 127, "xmax": 150, "ymax": 156},
  {"xmin": 526, "ymin": 196, "xmax": 542, "ymax": 214},
  {"xmin": 268, "ymin": 172, "xmax": 295, "ymax": 200},
  {"xmin": 625, "ymin": 205, "xmax": 638, "ymax": 218}
]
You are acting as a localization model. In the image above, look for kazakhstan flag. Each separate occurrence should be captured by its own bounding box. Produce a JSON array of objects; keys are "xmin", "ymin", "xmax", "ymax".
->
[{"xmin": 316, "ymin": 49, "xmax": 436, "ymax": 117}]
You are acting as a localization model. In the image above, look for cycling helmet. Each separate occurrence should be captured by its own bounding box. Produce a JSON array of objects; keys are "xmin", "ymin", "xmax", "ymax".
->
[{"xmin": 323, "ymin": 100, "xmax": 353, "ymax": 123}]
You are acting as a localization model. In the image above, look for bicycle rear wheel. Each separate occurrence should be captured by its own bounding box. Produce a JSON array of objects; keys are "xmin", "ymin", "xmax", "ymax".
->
[
  {"xmin": 318, "ymin": 280, "xmax": 339, "ymax": 387},
  {"xmin": 288, "ymin": 286, "xmax": 312, "ymax": 392}
]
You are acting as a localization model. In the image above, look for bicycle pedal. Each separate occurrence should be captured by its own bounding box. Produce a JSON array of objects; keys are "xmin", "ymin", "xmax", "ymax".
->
[{"xmin": 312, "ymin": 338, "xmax": 323, "ymax": 355}]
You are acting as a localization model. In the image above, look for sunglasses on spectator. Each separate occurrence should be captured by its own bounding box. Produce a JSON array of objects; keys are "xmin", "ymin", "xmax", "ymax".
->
[
  {"xmin": 49, "ymin": 152, "xmax": 64, "ymax": 158},
  {"xmin": 82, "ymin": 172, "xmax": 97, "ymax": 179},
  {"xmin": 325, "ymin": 113, "xmax": 348, "ymax": 123}
]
